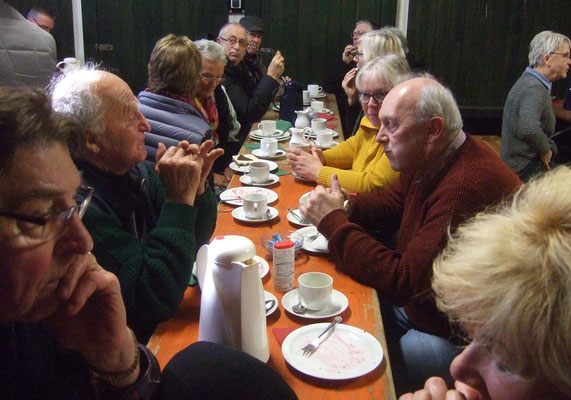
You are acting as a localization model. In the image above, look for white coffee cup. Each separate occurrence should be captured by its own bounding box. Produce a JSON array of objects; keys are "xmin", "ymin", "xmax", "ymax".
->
[
  {"xmin": 260, "ymin": 138, "xmax": 278, "ymax": 156},
  {"xmin": 299, "ymin": 192, "xmax": 311, "ymax": 219},
  {"xmin": 56, "ymin": 57, "xmax": 82, "ymax": 74},
  {"xmin": 298, "ymin": 272, "xmax": 333, "ymax": 310},
  {"xmin": 308, "ymin": 84, "xmax": 323, "ymax": 96},
  {"xmin": 248, "ymin": 161, "xmax": 270, "ymax": 183},
  {"xmin": 311, "ymin": 118, "xmax": 327, "ymax": 132},
  {"xmin": 316, "ymin": 130, "xmax": 334, "ymax": 147},
  {"xmin": 257, "ymin": 120, "xmax": 277, "ymax": 136},
  {"xmin": 302, "ymin": 90, "xmax": 310, "ymax": 104},
  {"xmin": 310, "ymin": 101, "xmax": 324, "ymax": 112},
  {"xmin": 243, "ymin": 193, "xmax": 268, "ymax": 219}
]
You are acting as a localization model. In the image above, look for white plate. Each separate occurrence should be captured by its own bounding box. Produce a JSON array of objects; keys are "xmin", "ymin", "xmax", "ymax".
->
[
  {"xmin": 219, "ymin": 187, "xmax": 278, "ymax": 206},
  {"xmin": 315, "ymin": 108, "xmax": 333, "ymax": 115},
  {"xmin": 305, "ymin": 128, "xmax": 339, "ymax": 139},
  {"xmin": 232, "ymin": 206, "xmax": 279, "ymax": 223},
  {"xmin": 296, "ymin": 226, "xmax": 328, "ymax": 253},
  {"xmin": 315, "ymin": 141, "xmax": 339, "ymax": 149},
  {"xmin": 229, "ymin": 160, "xmax": 279, "ymax": 174},
  {"xmin": 264, "ymin": 291, "xmax": 278, "ymax": 316},
  {"xmin": 282, "ymin": 323, "xmax": 383, "ymax": 380},
  {"xmin": 309, "ymin": 92, "xmax": 327, "ymax": 99},
  {"xmin": 249, "ymin": 129, "xmax": 291, "ymax": 142},
  {"xmin": 239, "ymin": 173, "xmax": 279, "ymax": 187},
  {"xmin": 256, "ymin": 256, "xmax": 270, "ymax": 278},
  {"xmin": 292, "ymin": 171, "xmax": 314, "ymax": 183},
  {"xmin": 282, "ymin": 288, "xmax": 348, "ymax": 319},
  {"xmin": 251, "ymin": 149, "xmax": 286, "ymax": 160},
  {"xmin": 287, "ymin": 208, "xmax": 312, "ymax": 227}
]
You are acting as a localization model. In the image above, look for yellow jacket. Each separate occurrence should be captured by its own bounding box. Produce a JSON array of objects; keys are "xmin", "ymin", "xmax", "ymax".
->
[{"xmin": 317, "ymin": 116, "xmax": 398, "ymax": 193}]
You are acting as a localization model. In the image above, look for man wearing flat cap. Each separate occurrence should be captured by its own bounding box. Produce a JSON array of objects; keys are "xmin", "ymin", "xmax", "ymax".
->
[{"xmin": 240, "ymin": 15, "xmax": 267, "ymax": 82}]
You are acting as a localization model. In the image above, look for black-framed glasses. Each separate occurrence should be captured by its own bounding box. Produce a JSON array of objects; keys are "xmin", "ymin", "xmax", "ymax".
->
[
  {"xmin": 29, "ymin": 17, "xmax": 52, "ymax": 33},
  {"xmin": 351, "ymin": 49, "xmax": 364, "ymax": 59},
  {"xmin": 549, "ymin": 52, "xmax": 571, "ymax": 60},
  {"xmin": 199, "ymin": 73, "xmax": 225, "ymax": 84},
  {"xmin": 0, "ymin": 185, "xmax": 93, "ymax": 242},
  {"xmin": 219, "ymin": 36, "xmax": 248, "ymax": 48},
  {"xmin": 358, "ymin": 91, "xmax": 389, "ymax": 104}
]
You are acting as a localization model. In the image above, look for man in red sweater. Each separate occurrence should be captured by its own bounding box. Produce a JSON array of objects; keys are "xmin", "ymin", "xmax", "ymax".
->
[{"xmin": 301, "ymin": 75, "xmax": 521, "ymax": 395}]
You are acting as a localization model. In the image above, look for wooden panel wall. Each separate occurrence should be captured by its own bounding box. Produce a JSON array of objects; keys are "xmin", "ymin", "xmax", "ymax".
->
[{"xmin": 407, "ymin": 0, "xmax": 571, "ymax": 109}]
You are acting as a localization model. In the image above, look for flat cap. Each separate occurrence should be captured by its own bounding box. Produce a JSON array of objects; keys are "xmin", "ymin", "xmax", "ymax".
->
[{"xmin": 239, "ymin": 15, "xmax": 264, "ymax": 33}]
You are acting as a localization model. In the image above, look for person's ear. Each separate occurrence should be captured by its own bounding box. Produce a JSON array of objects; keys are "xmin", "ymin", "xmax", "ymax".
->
[
  {"xmin": 84, "ymin": 129, "xmax": 101, "ymax": 153},
  {"xmin": 426, "ymin": 117, "xmax": 444, "ymax": 144},
  {"xmin": 543, "ymin": 52, "xmax": 552, "ymax": 67}
]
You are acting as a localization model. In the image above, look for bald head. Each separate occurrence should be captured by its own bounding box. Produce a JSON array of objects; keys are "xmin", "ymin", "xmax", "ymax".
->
[{"xmin": 217, "ymin": 23, "xmax": 248, "ymax": 65}]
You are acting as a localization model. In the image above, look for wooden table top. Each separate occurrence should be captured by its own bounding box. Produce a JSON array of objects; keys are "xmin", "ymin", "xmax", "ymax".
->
[{"xmin": 147, "ymin": 94, "xmax": 396, "ymax": 400}]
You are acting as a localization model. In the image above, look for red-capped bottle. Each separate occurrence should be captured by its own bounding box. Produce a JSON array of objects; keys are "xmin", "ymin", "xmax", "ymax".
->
[{"xmin": 273, "ymin": 240, "xmax": 295, "ymax": 292}]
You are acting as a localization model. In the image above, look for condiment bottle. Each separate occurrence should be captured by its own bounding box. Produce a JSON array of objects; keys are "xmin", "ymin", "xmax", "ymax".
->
[{"xmin": 273, "ymin": 240, "xmax": 295, "ymax": 292}]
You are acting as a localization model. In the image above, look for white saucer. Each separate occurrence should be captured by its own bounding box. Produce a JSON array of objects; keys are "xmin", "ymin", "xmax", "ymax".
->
[
  {"xmin": 305, "ymin": 128, "xmax": 339, "ymax": 139},
  {"xmin": 219, "ymin": 187, "xmax": 278, "ymax": 206},
  {"xmin": 250, "ymin": 129, "xmax": 290, "ymax": 142},
  {"xmin": 232, "ymin": 206, "xmax": 279, "ymax": 223},
  {"xmin": 296, "ymin": 226, "xmax": 328, "ymax": 253},
  {"xmin": 229, "ymin": 160, "xmax": 278, "ymax": 174},
  {"xmin": 315, "ymin": 108, "xmax": 333, "ymax": 115},
  {"xmin": 256, "ymin": 256, "xmax": 270, "ymax": 278},
  {"xmin": 264, "ymin": 291, "xmax": 278, "ymax": 316},
  {"xmin": 282, "ymin": 288, "xmax": 348, "ymax": 319},
  {"xmin": 286, "ymin": 208, "xmax": 312, "ymax": 227},
  {"xmin": 315, "ymin": 141, "xmax": 339, "ymax": 149},
  {"xmin": 309, "ymin": 92, "xmax": 326, "ymax": 99},
  {"xmin": 240, "ymin": 174, "xmax": 279, "ymax": 186},
  {"xmin": 251, "ymin": 149, "xmax": 286, "ymax": 160},
  {"xmin": 282, "ymin": 323, "xmax": 383, "ymax": 380}
]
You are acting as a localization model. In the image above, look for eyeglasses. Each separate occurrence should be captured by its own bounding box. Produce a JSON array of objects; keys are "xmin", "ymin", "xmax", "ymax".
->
[
  {"xmin": 351, "ymin": 50, "xmax": 364, "ymax": 59},
  {"xmin": 247, "ymin": 31, "xmax": 263, "ymax": 39},
  {"xmin": 29, "ymin": 17, "xmax": 52, "ymax": 33},
  {"xmin": 550, "ymin": 52, "xmax": 571, "ymax": 60},
  {"xmin": 358, "ymin": 91, "xmax": 389, "ymax": 104},
  {"xmin": 0, "ymin": 185, "xmax": 93, "ymax": 243},
  {"xmin": 199, "ymin": 73, "xmax": 225, "ymax": 84},
  {"xmin": 219, "ymin": 36, "xmax": 248, "ymax": 48},
  {"xmin": 352, "ymin": 30, "xmax": 367, "ymax": 38}
]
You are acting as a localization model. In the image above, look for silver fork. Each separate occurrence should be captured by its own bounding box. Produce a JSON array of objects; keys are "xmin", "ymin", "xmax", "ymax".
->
[
  {"xmin": 305, "ymin": 231, "xmax": 321, "ymax": 243},
  {"xmin": 301, "ymin": 316, "xmax": 342, "ymax": 356}
]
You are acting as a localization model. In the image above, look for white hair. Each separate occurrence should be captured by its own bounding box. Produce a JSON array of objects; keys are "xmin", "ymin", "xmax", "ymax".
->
[
  {"xmin": 528, "ymin": 30, "xmax": 571, "ymax": 67},
  {"xmin": 355, "ymin": 54, "xmax": 410, "ymax": 90},
  {"xmin": 195, "ymin": 39, "xmax": 227, "ymax": 65}
]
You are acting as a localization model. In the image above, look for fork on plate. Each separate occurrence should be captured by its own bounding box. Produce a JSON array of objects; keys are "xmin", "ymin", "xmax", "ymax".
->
[
  {"xmin": 301, "ymin": 316, "xmax": 342, "ymax": 356},
  {"xmin": 305, "ymin": 231, "xmax": 322, "ymax": 243}
]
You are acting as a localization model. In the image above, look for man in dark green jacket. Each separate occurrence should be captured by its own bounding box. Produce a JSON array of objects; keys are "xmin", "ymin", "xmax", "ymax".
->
[{"xmin": 51, "ymin": 67, "xmax": 223, "ymax": 342}]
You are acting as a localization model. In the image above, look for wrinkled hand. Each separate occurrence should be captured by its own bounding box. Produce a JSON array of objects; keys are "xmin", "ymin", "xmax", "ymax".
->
[
  {"xmin": 44, "ymin": 253, "xmax": 138, "ymax": 386},
  {"xmin": 301, "ymin": 174, "xmax": 347, "ymax": 226},
  {"xmin": 540, "ymin": 150, "xmax": 552, "ymax": 169},
  {"xmin": 342, "ymin": 44, "xmax": 356, "ymax": 64},
  {"xmin": 184, "ymin": 140, "xmax": 224, "ymax": 196},
  {"xmin": 267, "ymin": 50, "xmax": 285, "ymax": 81},
  {"xmin": 286, "ymin": 147, "xmax": 323, "ymax": 181},
  {"xmin": 399, "ymin": 377, "xmax": 483, "ymax": 400},
  {"xmin": 342, "ymin": 68, "xmax": 359, "ymax": 105},
  {"xmin": 156, "ymin": 141, "xmax": 203, "ymax": 206}
]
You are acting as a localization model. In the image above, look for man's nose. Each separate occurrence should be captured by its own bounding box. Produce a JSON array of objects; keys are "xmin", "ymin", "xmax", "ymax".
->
[{"xmin": 138, "ymin": 111, "xmax": 151, "ymax": 131}]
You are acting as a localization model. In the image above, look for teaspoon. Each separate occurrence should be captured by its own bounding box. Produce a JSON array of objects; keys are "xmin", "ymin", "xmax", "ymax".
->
[{"xmin": 292, "ymin": 298, "xmax": 307, "ymax": 314}]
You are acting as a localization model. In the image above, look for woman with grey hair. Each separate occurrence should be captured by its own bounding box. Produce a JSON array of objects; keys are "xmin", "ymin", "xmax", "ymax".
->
[
  {"xmin": 287, "ymin": 54, "xmax": 409, "ymax": 193},
  {"xmin": 194, "ymin": 39, "xmax": 242, "ymax": 188},
  {"xmin": 501, "ymin": 30, "xmax": 571, "ymax": 181}
]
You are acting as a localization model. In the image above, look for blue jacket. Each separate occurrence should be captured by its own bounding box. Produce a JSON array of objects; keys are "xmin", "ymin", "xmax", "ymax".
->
[{"xmin": 138, "ymin": 91, "xmax": 213, "ymax": 165}]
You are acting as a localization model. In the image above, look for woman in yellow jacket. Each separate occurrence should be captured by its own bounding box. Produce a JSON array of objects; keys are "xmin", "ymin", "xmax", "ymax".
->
[{"xmin": 288, "ymin": 54, "xmax": 409, "ymax": 193}]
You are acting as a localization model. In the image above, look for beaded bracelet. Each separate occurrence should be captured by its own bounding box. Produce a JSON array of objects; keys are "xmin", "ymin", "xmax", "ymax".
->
[{"xmin": 91, "ymin": 329, "xmax": 140, "ymax": 382}]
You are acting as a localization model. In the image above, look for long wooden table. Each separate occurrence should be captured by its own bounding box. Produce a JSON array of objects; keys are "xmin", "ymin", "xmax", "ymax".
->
[{"xmin": 147, "ymin": 94, "xmax": 396, "ymax": 400}]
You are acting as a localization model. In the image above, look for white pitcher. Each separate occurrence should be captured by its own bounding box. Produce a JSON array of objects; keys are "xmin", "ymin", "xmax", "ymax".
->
[
  {"xmin": 294, "ymin": 109, "xmax": 310, "ymax": 128},
  {"xmin": 289, "ymin": 127, "xmax": 311, "ymax": 146},
  {"xmin": 196, "ymin": 236, "xmax": 270, "ymax": 362}
]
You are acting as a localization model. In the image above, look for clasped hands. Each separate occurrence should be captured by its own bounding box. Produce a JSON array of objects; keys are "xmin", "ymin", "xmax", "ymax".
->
[
  {"xmin": 156, "ymin": 140, "xmax": 224, "ymax": 206},
  {"xmin": 286, "ymin": 146, "xmax": 325, "ymax": 182},
  {"xmin": 300, "ymin": 174, "xmax": 349, "ymax": 227}
]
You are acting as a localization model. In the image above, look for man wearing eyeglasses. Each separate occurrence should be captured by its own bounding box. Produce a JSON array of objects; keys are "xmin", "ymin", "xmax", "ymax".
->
[
  {"xmin": 0, "ymin": 1, "xmax": 56, "ymax": 87},
  {"xmin": 51, "ymin": 67, "xmax": 222, "ymax": 343},
  {"xmin": 501, "ymin": 30, "xmax": 571, "ymax": 181},
  {"xmin": 27, "ymin": 6, "xmax": 55, "ymax": 34},
  {"xmin": 239, "ymin": 15, "xmax": 268, "ymax": 82},
  {"xmin": 217, "ymin": 22, "xmax": 285, "ymax": 151}
]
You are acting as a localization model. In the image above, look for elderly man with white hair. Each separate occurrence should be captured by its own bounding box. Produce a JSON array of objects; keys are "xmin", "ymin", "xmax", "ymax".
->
[
  {"xmin": 301, "ymin": 74, "xmax": 521, "ymax": 395},
  {"xmin": 501, "ymin": 30, "xmax": 571, "ymax": 181}
]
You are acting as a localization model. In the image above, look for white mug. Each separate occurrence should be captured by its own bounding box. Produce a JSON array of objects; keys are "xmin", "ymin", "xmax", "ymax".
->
[
  {"xmin": 248, "ymin": 161, "xmax": 270, "ymax": 183},
  {"xmin": 310, "ymin": 101, "xmax": 324, "ymax": 112},
  {"xmin": 243, "ymin": 193, "xmax": 268, "ymax": 219},
  {"xmin": 302, "ymin": 90, "xmax": 310, "ymax": 104},
  {"xmin": 311, "ymin": 118, "xmax": 327, "ymax": 132},
  {"xmin": 316, "ymin": 130, "xmax": 334, "ymax": 147},
  {"xmin": 260, "ymin": 138, "xmax": 278, "ymax": 156},
  {"xmin": 307, "ymin": 84, "xmax": 323, "ymax": 96},
  {"xmin": 257, "ymin": 120, "xmax": 277, "ymax": 136},
  {"xmin": 299, "ymin": 192, "xmax": 311, "ymax": 219},
  {"xmin": 298, "ymin": 272, "xmax": 333, "ymax": 310},
  {"xmin": 56, "ymin": 57, "xmax": 82, "ymax": 74}
]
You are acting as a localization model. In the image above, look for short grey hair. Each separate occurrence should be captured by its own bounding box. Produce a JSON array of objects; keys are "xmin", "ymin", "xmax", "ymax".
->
[
  {"xmin": 358, "ymin": 28, "xmax": 406, "ymax": 63},
  {"xmin": 415, "ymin": 74, "xmax": 463, "ymax": 136},
  {"xmin": 49, "ymin": 64, "xmax": 105, "ymax": 138},
  {"xmin": 528, "ymin": 30, "xmax": 571, "ymax": 67},
  {"xmin": 356, "ymin": 54, "xmax": 411, "ymax": 90},
  {"xmin": 194, "ymin": 39, "xmax": 227, "ymax": 65}
]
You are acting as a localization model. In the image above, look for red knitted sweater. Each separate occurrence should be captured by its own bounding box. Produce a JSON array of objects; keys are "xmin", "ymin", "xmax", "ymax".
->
[{"xmin": 319, "ymin": 135, "xmax": 521, "ymax": 337}]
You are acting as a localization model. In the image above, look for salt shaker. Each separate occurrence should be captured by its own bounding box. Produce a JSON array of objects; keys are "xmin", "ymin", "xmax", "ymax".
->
[{"xmin": 273, "ymin": 240, "xmax": 295, "ymax": 292}]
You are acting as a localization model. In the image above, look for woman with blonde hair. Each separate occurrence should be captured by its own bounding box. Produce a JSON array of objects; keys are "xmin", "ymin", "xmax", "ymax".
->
[
  {"xmin": 401, "ymin": 165, "xmax": 571, "ymax": 400},
  {"xmin": 138, "ymin": 34, "xmax": 215, "ymax": 165}
]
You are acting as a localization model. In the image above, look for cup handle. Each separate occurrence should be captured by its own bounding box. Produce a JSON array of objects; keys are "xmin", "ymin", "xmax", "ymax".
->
[
  {"xmin": 257, "ymin": 122, "xmax": 263, "ymax": 131},
  {"xmin": 318, "ymin": 86, "xmax": 323, "ymax": 92},
  {"xmin": 56, "ymin": 61, "xmax": 65, "ymax": 70},
  {"xmin": 303, "ymin": 127, "xmax": 312, "ymax": 142}
]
